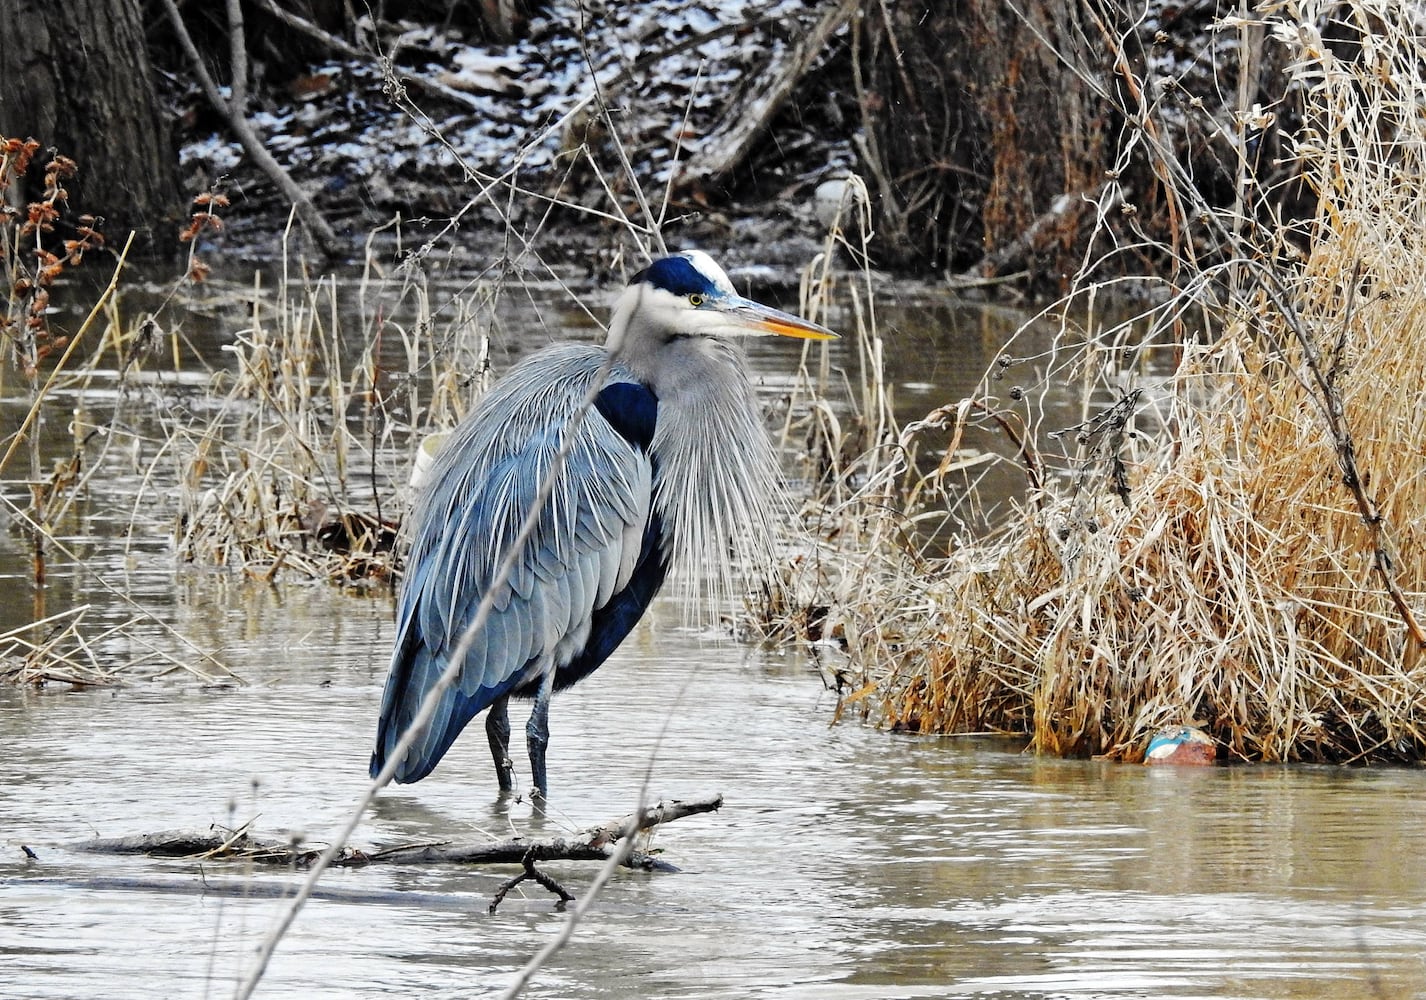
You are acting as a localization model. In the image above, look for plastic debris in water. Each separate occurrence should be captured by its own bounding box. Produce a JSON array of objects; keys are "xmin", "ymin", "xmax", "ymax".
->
[
  {"xmin": 1144, "ymin": 725, "xmax": 1217, "ymax": 765},
  {"xmin": 409, "ymin": 432, "xmax": 450, "ymax": 490}
]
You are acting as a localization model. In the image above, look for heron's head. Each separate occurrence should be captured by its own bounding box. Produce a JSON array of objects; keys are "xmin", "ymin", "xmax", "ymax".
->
[{"xmin": 606, "ymin": 250, "xmax": 836, "ymax": 361}]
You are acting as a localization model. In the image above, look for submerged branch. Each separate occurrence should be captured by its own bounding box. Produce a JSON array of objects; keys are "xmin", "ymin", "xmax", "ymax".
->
[{"xmin": 74, "ymin": 794, "xmax": 723, "ymax": 873}]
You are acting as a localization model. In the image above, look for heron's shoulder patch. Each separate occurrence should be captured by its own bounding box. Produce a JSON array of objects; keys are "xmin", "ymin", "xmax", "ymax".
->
[{"xmin": 594, "ymin": 381, "xmax": 657, "ymax": 451}]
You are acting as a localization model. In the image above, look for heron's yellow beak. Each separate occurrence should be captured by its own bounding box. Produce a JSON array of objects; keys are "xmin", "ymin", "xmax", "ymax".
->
[{"xmin": 725, "ymin": 298, "xmax": 838, "ymax": 340}]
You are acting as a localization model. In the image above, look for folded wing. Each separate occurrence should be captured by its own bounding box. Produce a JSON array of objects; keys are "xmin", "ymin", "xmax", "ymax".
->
[{"xmin": 371, "ymin": 346, "xmax": 663, "ymax": 783}]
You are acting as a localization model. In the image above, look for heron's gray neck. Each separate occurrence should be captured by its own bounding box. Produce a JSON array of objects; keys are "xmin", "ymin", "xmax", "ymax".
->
[
  {"xmin": 603, "ymin": 281, "xmax": 784, "ymax": 617},
  {"xmin": 606, "ymin": 287, "xmax": 743, "ymax": 400}
]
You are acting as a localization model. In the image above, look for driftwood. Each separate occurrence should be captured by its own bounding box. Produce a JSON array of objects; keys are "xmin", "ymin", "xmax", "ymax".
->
[
  {"xmin": 73, "ymin": 794, "xmax": 723, "ymax": 875},
  {"xmin": 679, "ymin": 0, "xmax": 858, "ymax": 184},
  {"xmin": 952, "ymin": 184, "xmax": 1118, "ymax": 286},
  {"xmin": 250, "ymin": 0, "xmax": 504, "ymax": 114},
  {"xmin": 489, "ymin": 852, "xmax": 576, "ymax": 913}
]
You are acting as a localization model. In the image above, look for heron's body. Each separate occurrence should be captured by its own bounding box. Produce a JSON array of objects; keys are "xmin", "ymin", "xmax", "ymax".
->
[{"xmin": 370, "ymin": 251, "xmax": 834, "ymax": 796}]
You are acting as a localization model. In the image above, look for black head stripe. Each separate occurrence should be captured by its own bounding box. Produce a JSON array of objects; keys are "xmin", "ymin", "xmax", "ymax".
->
[{"xmin": 637, "ymin": 255, "xmax": 713, "ymax": 297}]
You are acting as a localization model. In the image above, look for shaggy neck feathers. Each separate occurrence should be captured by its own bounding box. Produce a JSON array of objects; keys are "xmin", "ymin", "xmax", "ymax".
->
[{"xmin": 605, "ymin": 284, "xmax": 783, "ymax": 617}]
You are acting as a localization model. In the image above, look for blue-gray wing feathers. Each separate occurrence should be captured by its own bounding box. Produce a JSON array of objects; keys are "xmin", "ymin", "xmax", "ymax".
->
[{"xmin": 371, "ymin": 345, "xmax": 664, "ymax": 782}]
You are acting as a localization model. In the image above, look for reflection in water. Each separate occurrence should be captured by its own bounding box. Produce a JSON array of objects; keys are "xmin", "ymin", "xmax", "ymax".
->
[{"xmin": 1, "ymin": 284, "xmax": 1425, "ymax": 998}]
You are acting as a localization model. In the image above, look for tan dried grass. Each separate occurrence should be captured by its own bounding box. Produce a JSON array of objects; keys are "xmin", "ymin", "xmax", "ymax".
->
[
  {"xmin": 778, "ymin": 1, "xmax": 1426, "ymax": 763},
  {"xmin": 164, "ymin": 232, "xmax": 490, "ymax": 588}
]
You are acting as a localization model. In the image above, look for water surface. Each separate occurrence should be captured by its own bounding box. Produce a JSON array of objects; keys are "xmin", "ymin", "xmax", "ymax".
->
[
  {"xmin": 2, "ymin": 279, "xmax": 1424, "ymax": 999},
  {"xmin": 6, "ymin": 582, "xmax": 1426, "ymax": 999}
]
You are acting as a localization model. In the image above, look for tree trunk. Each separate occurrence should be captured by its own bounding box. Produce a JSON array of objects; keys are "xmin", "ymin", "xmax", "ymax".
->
[
  {"xmin": 856, "ymin": 1, "xmax": 1110, "ymax": 287},
  {"xmin": 0, "ymin": 0, "xmax": 180, "ymax": 253}
]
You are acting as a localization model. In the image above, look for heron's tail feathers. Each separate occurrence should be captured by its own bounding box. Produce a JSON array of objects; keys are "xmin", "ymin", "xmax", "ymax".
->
[{"xmin": 370, "ymin": 643, "xmax": 483, "ymax": 783}]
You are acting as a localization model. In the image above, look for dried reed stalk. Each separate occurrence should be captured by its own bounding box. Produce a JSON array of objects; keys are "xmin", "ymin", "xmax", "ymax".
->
[
  {"xmin": 163, "ymin": 231, "xmax": 488, "ymax": 587},
  {"xmin": 0, "ymin": 605, "xmax": 226, "ymax": 685}
]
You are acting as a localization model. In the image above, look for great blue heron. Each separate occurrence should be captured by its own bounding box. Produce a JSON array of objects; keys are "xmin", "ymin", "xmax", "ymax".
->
[{"xmin": 371, "ymin": 250, "xmax": 835, "ymax": 797}]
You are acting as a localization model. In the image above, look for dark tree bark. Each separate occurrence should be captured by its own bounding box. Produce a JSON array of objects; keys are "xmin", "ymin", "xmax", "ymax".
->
[
  {"xmin": 0, "ymin": 0, "xmax": 181, "ymax": 252},
  {"xmin": 855, "ymin": 1, "xmax": 1111, "ymax": 286}
]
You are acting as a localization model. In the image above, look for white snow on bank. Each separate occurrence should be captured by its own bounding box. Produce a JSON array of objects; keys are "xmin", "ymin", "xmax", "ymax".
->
[{"xmin": 178, "ymin": 0, "xmax": 842, "ymax": 205}]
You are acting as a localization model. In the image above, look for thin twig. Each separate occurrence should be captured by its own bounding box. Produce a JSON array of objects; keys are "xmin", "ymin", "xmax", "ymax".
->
[
  {"xmin": 495, "ymin": 811, "xmax": 641, "ymax": 999},
  {"xmin": 488, "ymin": 850, "xmax": 576, "ymax": 913}
]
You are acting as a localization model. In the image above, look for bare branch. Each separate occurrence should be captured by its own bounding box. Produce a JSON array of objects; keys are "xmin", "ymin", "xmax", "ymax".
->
[
  {"xmin": 158, "ymin": 0, "xmax": 340, "ymax": 255},
  {"xmin": 73, "ymin": 795, "xmax": 723, "ymax": 874}
]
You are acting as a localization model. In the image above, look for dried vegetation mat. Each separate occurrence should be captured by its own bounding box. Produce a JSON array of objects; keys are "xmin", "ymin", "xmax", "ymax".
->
[{"xmin": 773, "ymin": 2, "xmax": 1426, "ymax": 763}]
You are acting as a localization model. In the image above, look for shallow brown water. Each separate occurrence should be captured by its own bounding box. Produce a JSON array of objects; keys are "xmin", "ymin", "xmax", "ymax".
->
[
  {"xmin": 5, "ymin": 592, "xmax": 1426, "ymax": 998},
  {"xmin": 2, "ymin": 277, "xmax": 1425, "ymax": 998}
]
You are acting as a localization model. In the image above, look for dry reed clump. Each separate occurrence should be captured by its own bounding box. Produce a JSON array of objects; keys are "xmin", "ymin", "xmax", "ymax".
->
[
  {"xmin": 162, "ymin": 235, "xmax": 489, "ymax": 589},
  {"xmin": 0, "ymin": 605, "xmax": 234, "ymax": 686},
  {"xmin": 168, "ymin": 263, "xmax": 395, "ymax": 586},
  {"xmin": 778, "ymin": 1, "xmax": 1426, "ymax": 763}
]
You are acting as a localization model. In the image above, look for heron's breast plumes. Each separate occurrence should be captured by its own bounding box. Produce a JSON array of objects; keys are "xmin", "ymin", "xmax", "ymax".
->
[{"xmin": 647, "ymin": 340, "xmax": 786, "ymax": 619}]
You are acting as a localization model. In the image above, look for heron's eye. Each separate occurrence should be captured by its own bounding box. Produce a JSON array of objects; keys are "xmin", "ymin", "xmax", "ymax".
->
[{"xmin": 688, "ymin": 293, "xmax": 705, "ymax": 307}]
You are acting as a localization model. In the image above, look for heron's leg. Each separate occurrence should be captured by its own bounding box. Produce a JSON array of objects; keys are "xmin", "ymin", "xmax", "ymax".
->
[
  {"xmin": 485, "ymin": 695, "xmax": 514, "ymax": 793},
  {"xmin": 526, "ymin": 662, "xmax": 557, "ymax": 799}
]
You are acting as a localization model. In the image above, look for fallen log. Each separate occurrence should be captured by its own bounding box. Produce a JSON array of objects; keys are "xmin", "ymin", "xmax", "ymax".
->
[
  {"xmin": 953, "ymin": 184, "xmax": 1118, "ymax": 285},
  {"xmin": 72, "ymin": 794, "xmax": 723, "ymax": 875},
  {"xmin": 158, "ymin": 0, "xmax": 340, "ymax": 255},
  {"xmin": 679, "ymin": 0, "xmax": 858, "ymax": 185},
  {"xmin": 250, "ymin": 0, "xmax": 514, "ymax": 112}
]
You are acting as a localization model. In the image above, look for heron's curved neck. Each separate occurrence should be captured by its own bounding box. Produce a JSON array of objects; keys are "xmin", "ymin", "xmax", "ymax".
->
[
  {"xmin": 603, "ymin": 285, "xmax": 643, "ymax": 363},
  {"xmin": 605, "ymin": 285, "xmax": 740, "ymax": 398}
]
